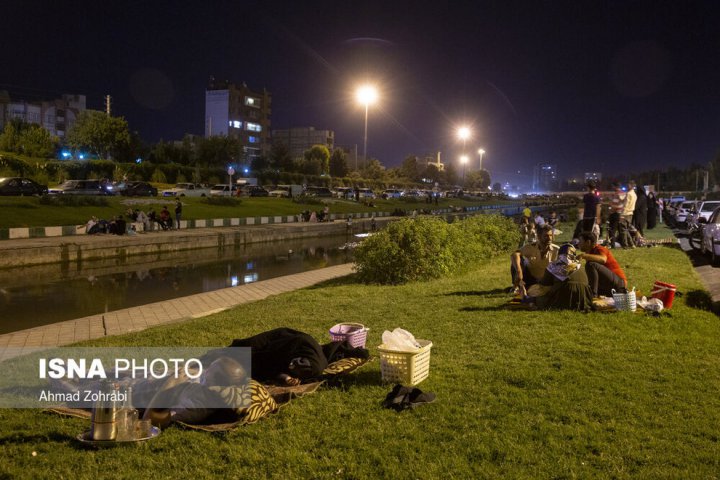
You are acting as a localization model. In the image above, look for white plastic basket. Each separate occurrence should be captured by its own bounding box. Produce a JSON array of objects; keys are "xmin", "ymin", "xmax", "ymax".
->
[
  {"xmin": 612, "ymin": 288, "xmax": 637, "ymax": 312},
  {"xmin": 377, "ymin": 340, "xmax": 432, "ymax": 385}
]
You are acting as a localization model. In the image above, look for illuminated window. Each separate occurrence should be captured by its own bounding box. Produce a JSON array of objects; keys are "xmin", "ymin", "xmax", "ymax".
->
[
  {"xmin": 248, "ymin": 136, "xmax": 259, "ymax": 143},
  {"xmin": 245, "ymin": 96, "xmax": 260, "ymax": 107},
  {"xmin": 233, "ymin": 120, "xmax": 242, "ymax": 129},
  {"xmin": 246, "ymin": 122, "xmax": 262, "ymax": 132}
]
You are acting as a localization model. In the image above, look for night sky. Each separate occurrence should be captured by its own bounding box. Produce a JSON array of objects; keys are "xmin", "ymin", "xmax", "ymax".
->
[{"xmin": 3, "ymin": 1, "xmax": 720, "ymax": 188}]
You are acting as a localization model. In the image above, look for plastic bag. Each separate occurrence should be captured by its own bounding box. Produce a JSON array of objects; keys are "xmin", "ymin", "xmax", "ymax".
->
[
  {"xmin": 638, "ymin": 296, "xmax": 664, "ymax": 313},
  {"xmin": 381, "ymin": 328, "xmax": 421, "ymax": 352}
]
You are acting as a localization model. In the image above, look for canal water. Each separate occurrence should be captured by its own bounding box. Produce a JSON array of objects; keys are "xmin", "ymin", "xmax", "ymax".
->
[{"xmin": 0, "ymin": 235, "xmax": 354, "ymax": 334}]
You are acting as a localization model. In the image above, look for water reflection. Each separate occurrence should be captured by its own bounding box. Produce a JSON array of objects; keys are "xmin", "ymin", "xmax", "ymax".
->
[{"xmin": 0, "ymin": 236, "xmax": 353, "ymax": 334}]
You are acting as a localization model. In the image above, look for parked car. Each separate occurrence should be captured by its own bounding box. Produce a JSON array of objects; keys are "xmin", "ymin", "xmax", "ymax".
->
[
  {"xmin": 357, "ymin": 188, "xmax": 376, "ymax": 199},
  {"xmin": 698, "ymin": 206, "xmax": 720, "ymax": 266},
  {"xmin": 694, "ymin": 200, "xmax": 720, "ymax": 222},
  {"xmin": 381, "ymin": 189, "xmax": 404, "ymax": 199},
  {"xmin": 268, "ymin": 184, "xmax": 303, "ymax": 198},
  {"xmin": 120, "ymin": 181, "xmax": 157, "ymax": 197},
  {"xmin": 674, "ymin": 201, "xmax": 697, "ymax": 225},
  {"xmin": 48, "ymin": 179, "xmax": 115, "ymax": 195},
  {"xmin": 239, "ymin": 185, "xmax": 269, "ymax": 197},
  {"xmin": 334, "ymin": 187, "xmax": 354, "ymax": 199},
  {"xmin": 0, "ymin": 177, "xmax": 48, "ymax": 196},
  {"xmin": 209, "ymin": 184, "xmax": 238, "ymax": 196},
  {"xmin": 305, "ymin": 186, "xmax": 333, "ymax": 197},
  {"xmin": 161, "ymin": 183, "xmax": 210, "ymax": 197}
]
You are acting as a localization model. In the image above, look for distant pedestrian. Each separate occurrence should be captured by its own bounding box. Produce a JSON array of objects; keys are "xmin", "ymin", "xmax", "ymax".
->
[
  {"xmin": 175, "ymin": 199, "xmax": 183, "ymax": 229},
  {"xmin": 582, "ymin": 181, "xmax": 601, "ymax": 233}
]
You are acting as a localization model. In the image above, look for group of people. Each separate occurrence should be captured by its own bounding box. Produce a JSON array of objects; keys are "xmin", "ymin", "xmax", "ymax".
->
[
  {"xmin": 299, "ymin": 205, "xmax": 331, "ymax": 223},
  {"xmin": 512, "ymin": 214, "xmax": 628, "ymax": 311},
  {"xmin": 597, "ymin": 180, "xmax": 663, "ymax": 248},
  {"xmin": 82, "ymin": 200, "xmax": 183, "ymax": 235}
]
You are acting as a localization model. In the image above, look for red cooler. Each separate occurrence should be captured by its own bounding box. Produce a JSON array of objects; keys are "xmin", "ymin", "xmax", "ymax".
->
[{"xmin": 651, "ymin": 281, "xmax": 676, "ymax": 309}]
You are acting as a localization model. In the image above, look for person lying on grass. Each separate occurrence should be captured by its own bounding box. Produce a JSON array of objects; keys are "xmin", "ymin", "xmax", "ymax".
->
[
  {"xmin": 576, "ymin": 231, "xmax": 628, "ymax": 298},
  {"xmin": 202, "ymin": 327, "xmax": 369, "ymax": 387}
]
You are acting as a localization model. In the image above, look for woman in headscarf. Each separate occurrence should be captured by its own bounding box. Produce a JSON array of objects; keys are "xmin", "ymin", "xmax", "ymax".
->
[
  {"xmin": 646, "ymin": 191, "xmax": 658, "ymax": 229},
  {"xmin": 633, "ymin": 186, "xmax": 648, "ymax": 236}
]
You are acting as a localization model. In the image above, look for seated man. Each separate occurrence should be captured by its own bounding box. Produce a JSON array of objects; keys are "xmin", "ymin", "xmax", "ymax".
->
[
  {"xmin": 510, "ymin": 224, "xmax": 559, "ymax": 296},
  {"xmin": 529, "ymin": 244, "xmax": 593, "ymax": 311},
  {"xmin": 577, "ymin": 231, "xmax": 627, "ymax": 297}
]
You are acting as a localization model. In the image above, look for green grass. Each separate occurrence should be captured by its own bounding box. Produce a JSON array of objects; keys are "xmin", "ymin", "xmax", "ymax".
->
[
  {"xmin": 0, "ymin": 195, "xmax": 519, "ymax": 229},
  {"xmin": 1, "ymin": 225, "xmax": 718, "ymax": 478}
]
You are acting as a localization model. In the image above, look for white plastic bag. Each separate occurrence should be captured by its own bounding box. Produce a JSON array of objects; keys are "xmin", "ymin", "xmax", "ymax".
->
[
  {"xmin": 638, "ymin": 296, "xmax": 664, "ymax": 313},
  {"xmin": 381, "ymin": 327, "xmax": 421, "ymax": 351}
]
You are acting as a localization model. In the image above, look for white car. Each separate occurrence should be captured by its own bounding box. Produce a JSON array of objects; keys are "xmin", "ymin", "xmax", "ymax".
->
[
  {"xmin": 209, "ymin": 184, "xmax": 238, "ymax": 196},
  {"xmin": 695, "ymin": 200, "xmax": 720, "ymax": 222},
  {"xmin": 674, "ymin": 201, "xmax": 697, "ymax": 225},
  {"xmin": 699, "ymin": 206, "xmax": 720, "ymax": 265},
  {"xmin": 161, "ymin": 183, "xmax": 210, "ymax": 197}
]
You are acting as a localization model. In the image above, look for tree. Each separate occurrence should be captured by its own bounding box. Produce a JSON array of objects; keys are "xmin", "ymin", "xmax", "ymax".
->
[
  {"xmin": 0, "ymin": 119, "xmax": 58, "ymax": 158},
  {"xmin": 303, "ymin": 145, "xmax": 330, "ymax": 176},
  {"xmin": 399, "ymin": 155, "xmax": 420, "ymax": 182},
  {"xmin": 493, "ymin": 182, "xmax": 503, "ymax": 192},
  {"xmin": 195, "ymin": 135, "xmax": 241, "ymax": 167},
  {"xmin": 362, "ymin": 158, "xmax": 386, "ymax": 180},
  {"xmin": 420, "ymin": 163, "xmax": 442, "ymax": 185},
  {"xmin": 465, "ymin": 169, "xmax": 491, "ymax": 190},
  {"xmin": 66, "ymin": 110, "xmax": 131, "ymax": 159},
  {"xmin": 444, "ymin": 163, "xmax": 458, "ymax": 186},
  {"xmin": 269, "ymin": 142, "xmax": 293, "ymax": 172},
  {"xmin": 329, "ymin": 148, "xmax": 349, "ymax": 177}
]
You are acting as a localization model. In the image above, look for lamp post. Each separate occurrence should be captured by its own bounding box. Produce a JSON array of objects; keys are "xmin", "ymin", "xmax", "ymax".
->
[
  {"xmin": 460, "ymin": 155, "xmax": 469, "ymax": 186},
  {"xmin": 478, "ymin": 148, "xmax": 485, "ymax": 171},
  {"xmin": 356, "ymin": 85, "xmax": 378, "ymax": 169},
  {"xmin": 457, "ymin": 126, "xmax": 471, "ymax": 157}
]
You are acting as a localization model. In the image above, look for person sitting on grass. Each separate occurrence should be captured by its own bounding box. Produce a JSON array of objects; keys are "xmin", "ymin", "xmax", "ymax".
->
[
  {"xmin": 510, "ymin": 224, "xmax": 559, "ymax": 296},
  {"xmin": 577, "ymin": 231, "xmax": 627, "ymax": 297},
  {"xmin": 527, "ymin": 243, "xmax": 593, "ymax": 311}
]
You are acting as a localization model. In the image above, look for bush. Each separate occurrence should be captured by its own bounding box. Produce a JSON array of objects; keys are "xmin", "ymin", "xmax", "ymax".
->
[
  {"xmin": 201, "ymin": 196, "xmax": 241, "ymax": 206},
  {"xmin": 354, "ymin": 214, "xmax": 520, "ymax": 285},
  {"xmin": 354, "ymin": 217, "xmax": 459, "ymax": 284},
  {"xmin": 455, "ymin": 214, "xmax": 520, "ymax": 261},
  {"xmin": 39, "ymin": 195, "xmax": 110, "ymax": 207},
  {"xmin": 292, "ymin": 194, "xmax": 324, "ymax": 206}
]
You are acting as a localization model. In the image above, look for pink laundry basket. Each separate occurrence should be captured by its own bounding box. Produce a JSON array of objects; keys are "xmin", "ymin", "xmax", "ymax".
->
[{"xmin": 328, "ymin": 323, "xmax": 369, "ymax": 348}]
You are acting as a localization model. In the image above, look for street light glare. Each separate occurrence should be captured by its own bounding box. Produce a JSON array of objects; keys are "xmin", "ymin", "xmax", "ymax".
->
[
  {"xmin": 457, "ymin": 126, "xmax": 471, "ymax": 140},
  {"xmin": 356, "ymin": 85, "xmax": 378, "ymax": 105},
  {"xmin": 478, "ymin": 148, "xmax": 485, "ymax": 155},
  {"xmin": 460, "ymin": 155, "xmax": 469, "ymax": 164}
]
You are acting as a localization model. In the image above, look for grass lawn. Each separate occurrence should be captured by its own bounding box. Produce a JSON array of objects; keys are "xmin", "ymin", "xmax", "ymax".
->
[
  {"xmin": 1, "ymin": 225, "xmax": 718, "ymax": 478},
  {"xmin": 0, "ymin": 195, "xmax": 521, "ymax": 229}
]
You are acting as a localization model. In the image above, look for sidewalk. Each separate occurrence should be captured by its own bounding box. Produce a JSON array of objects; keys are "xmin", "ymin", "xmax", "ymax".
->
[{"xmin": 0, "ymin": 263, "xmax": 354, "ymax": 349}]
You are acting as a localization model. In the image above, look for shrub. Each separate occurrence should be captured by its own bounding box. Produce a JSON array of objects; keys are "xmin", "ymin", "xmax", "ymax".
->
[
  {"xmin": 354, "ymin": 213, "xmax": 520, "ymax": 285},
  {"xmin": 354, "ymin": 217, "xmax": 459, "ymax": 284},
  {"xmin": 455, "ymin": 214, "xmax": 520, "ymax": 261},
  {"xmin": 39, "ymin": 195, "xmax": 110, "ymax": 207},
  {"xmin": 201, "ymin": 196, "xmax": 240, "ymax": 206},
  {"xmin": 292, "ymin": 194, "xmax": 324, "ymax": 206}
]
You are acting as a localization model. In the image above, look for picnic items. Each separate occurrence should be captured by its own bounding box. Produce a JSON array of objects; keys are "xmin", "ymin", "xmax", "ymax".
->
[
  {"xmin": 378, "ymin": 328, "xmax": 432, "ymax": 385},
  {"xmin": 612, "ymin": 287, "xmax": 637, "ymax": 312},
  {"xmin": 329, "ymin": 323, "xmax": 369, "ymax": 348},
  {"xmin": 382, "ymin": 384, "xmax": 436, "ymax": 411},
  {"xmin": 651, "ymin": 281, "xmax": 676, "ymax": 309},
  {"xmin": 637, "ymin": 296, "xmax": 664, "ymax": 313}
]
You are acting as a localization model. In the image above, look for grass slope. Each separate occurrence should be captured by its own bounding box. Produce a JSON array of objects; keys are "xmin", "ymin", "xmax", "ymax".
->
[{"xmin": 1, "ymin": 227, "xmax": 718, "ymax": 478}]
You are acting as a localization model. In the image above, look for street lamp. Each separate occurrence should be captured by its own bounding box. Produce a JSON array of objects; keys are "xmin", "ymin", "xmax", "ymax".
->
[
  {"xmin": 457, "ymin": 126, "xmax": 471, "ymax": 156},
  {"xmin": 460, "ymin": 155, "xmax": 469, "ymax": 186},
  {"xmin": 356, "ymin": 85, "xmax": 378, "ymax": 169},
  {"xmin": 478, "ymin": 148, "xmax": 485, "ymax": 171}
]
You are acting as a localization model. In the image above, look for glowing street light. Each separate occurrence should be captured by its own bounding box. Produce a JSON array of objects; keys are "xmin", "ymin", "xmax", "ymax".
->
[
  {"xmin": 460, "ymin": 155, "xmax": 469, "ymax": 185},
  {"xmin": 457, "ymin": 126, "xmax": 471, "ymax": 156},
  {"xmin": 356, "ymin": 85, "xmax": 378, "ymax": 169}
]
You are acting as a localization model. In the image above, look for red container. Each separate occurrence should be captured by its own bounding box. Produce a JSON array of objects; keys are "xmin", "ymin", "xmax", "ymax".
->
[{"xmin": 651, "ymin": 281, "xmax": 676, "ymax": 309}]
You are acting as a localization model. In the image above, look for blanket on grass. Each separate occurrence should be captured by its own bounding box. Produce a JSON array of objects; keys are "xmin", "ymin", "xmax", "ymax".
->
[
  {"xmin": 506, "ymin": 296, "xmax": 644, "ymax": 313},
  {"xmin": 46, "ymin": 357, "xmax": 369, "ymax": 432}
]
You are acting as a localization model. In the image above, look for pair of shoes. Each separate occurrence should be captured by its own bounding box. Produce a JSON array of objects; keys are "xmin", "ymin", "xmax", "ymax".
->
[{"xmin": 382, "ymin": 384, "xmax": 437, "ymax": 411}]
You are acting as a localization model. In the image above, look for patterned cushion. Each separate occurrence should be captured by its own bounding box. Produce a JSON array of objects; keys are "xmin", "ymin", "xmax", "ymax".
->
[
  {"xmin": 209, "ymin": 380, "xmax": 278, "ymax": 424},
  {"xmin": 322, "ymin": 357, "xmax": 368, "ymax": 376}
]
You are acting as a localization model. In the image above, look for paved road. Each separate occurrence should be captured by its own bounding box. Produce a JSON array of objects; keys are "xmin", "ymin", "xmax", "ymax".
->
[{"xmin": 674, "ymin": 227, "xmax": 720, "ymax": 309}]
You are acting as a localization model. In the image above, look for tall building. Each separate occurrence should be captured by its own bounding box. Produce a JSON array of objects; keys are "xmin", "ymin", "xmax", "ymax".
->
[
  {"xmin": 204, "ymin": 78, "xmax": 272, "ymax": 163},
  {"xmin": 272, "ymin": 127, "xmax": 334, "ymax": 159},
  {"xmin": 532, "ymin": 163, "xmax": 558, "ymax": 192},
  {"xmin": 0, "ymin": 91, "xmax": 86, "ymax": 139},
  {"xmin": 584, "ymin": 172, "xmax": 602, "ymax": 184}
]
